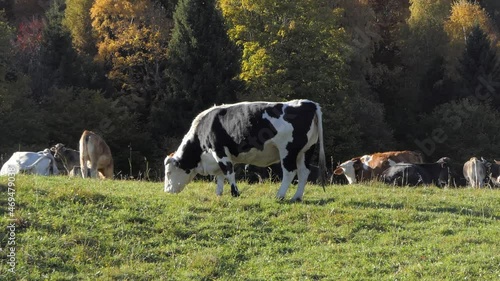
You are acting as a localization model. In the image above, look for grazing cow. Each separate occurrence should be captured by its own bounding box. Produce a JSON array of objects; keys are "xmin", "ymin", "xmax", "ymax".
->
[
  {"xmin": 51, "ymin": 143, "xmax": 80, "ymax": 174},
  {"xmin": 334, "ymin": 150, "xmax": 423, "ymax": 184},
  {"xmin": 381, "ymin": 157, "xmax": 450, "ymax": 187},
  {"xmin": 463, "ymin": 157, "xmax": 489, "ymax": 188},
  {"xmin": 0, "ymin": 149, "xmax": 59, "ymax": 176},
  {"xmin": 164, "ymin": 100, "xmax": 327, "ymax": 201},
  {"xmin": 79, "ymin": 130, "xmax": 114, "ymax": 179}
]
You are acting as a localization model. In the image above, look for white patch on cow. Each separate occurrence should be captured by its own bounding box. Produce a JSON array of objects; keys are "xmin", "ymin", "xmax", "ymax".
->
[
  {"xmin": 360, "ymin": 155, "xmax": 372, "ymax": 170},
  {"xmin": 388, "ymin": 159, "xmax": 397, "ymax": 166},
  {"xmin": 338, "ymin": 160, "xmax": 356, "ymax": 184},
  {"xmin": 195, "ymin": 152, "xmax": 223, "ymax": 176},
  {"xmin": 262, "ymin": 105, "xmax": 294, "ymax": 159},
  {"xmin": 230, "ymin": 142, "xmax": 281, "ymax": 167}
]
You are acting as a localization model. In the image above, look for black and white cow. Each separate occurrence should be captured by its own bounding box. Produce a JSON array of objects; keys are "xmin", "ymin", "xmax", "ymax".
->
[
  {"xmin": 381, "ymin": 157, "xmax": 450, "ymax": 187},
  {"xmin": 164, "ymin": 100, "xmax": 327, "ymax": 201}
]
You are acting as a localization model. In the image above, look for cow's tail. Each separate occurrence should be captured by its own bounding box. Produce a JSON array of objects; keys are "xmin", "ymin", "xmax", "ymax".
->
[
  {"xmin": 473, "ymin": 158, "xmax": 479, "ymax": 188},
  {"xmin": 80, "ymin": 133, "xmax": 89, "ymax": 177},
  {"xmin": 316, "ymin": 104, "xmax": 327, "ymax": 191}
]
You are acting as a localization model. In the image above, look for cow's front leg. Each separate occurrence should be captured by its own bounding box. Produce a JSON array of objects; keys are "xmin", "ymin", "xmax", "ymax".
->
[
  {"xmin": 212, "ymin": 149, "xmax": 239, "ymax": 197},
  {"xmin": 217, "ymin": 160, "xmax": 239, "ymax": 197},
  {"xmin": 216, "ymin": 175, "xmax": 225, "ymax": 196}
]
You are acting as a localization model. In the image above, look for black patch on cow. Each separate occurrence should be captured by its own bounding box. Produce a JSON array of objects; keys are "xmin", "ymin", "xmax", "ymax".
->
[
  {"xmin": 177, "ymin": 134, "xmax": 202, "ymax": 173},
  {"xmin": 304, "ymin": 144, "xmax": 316, "ymax": 170},
  {"xmin": 218, "ymin": 161, "xmax": 234, "ymax": 175},
  {"xmin": 265, "ymin": 104, "xmax": 283, "ymax": 119},
  {"xmin": 196, "ymin": 103, "xmax": 280, "ymax": 158},
  {"xmin": 282, "ymin": 101, "xmax": 317, "ymax": 172}
]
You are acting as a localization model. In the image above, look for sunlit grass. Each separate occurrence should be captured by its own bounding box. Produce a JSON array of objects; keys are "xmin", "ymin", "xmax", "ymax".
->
[{"xmin": 1, "ymin": 175, "xmax": 499, "ymax": 280}]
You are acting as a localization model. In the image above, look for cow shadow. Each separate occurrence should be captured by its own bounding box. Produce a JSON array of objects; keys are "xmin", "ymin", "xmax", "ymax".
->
[
  {"xmin": 281, "ymin": 197, "xmax": 336, "ymax": 206},
  {"xmin": 416, "ymin": 206, "xmax": 500, "ymax": 220}
]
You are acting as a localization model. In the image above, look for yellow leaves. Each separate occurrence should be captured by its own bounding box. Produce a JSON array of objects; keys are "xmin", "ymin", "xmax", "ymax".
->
[
  {"xmin": 90, "ymin": 0, "xmax": 171, "ymax": 92},
  {"xmin": 444, "ymin": 0, "xmax": 496, "ymax": 45},
  {"xmin": 240, "ymin": 42, "xmax": 270, "ymax": 81}
]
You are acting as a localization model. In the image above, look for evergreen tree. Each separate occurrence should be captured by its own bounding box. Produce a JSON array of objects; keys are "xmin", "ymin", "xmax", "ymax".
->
[
  {"xmin": 457, "ymin": 25, "xmax": 500, "ymax": 105},
  {"xmin": 419, "ymin": 56, "xmax": 455, "ymax": 112},
  {"xmin": 34, "ymin": 0, "xmax": 76, "ymax": 98},
  {"xmin": 165, "ymin": 0, "xmax": 241, "ymax": 115}
]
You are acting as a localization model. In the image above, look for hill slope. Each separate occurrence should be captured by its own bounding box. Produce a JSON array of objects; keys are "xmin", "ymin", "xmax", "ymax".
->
[{"xmin": 1, "ymin": 175, "xmax": 499, "ymax": 280}]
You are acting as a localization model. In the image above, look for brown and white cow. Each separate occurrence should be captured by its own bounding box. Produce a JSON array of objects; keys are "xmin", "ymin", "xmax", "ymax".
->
[
  {"xmin": 334, "ymin": 150, "xmax": 423, "ymax": 184},
  {"xmin": 79, "ymin": 130, "xmax": 114, "ymax": 179}
]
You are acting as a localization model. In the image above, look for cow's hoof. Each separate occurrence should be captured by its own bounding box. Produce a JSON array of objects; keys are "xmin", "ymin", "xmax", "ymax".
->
[
  {"xmin": 290, "ymin": 197, "xmax": 302, "ymax": 203},
  {"xmin": 230, "ymin": 184, "xmax": 240, "ymax": 197}
]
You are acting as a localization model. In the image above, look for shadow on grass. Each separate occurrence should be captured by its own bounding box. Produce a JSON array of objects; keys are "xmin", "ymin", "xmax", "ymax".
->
[
  {"xmin": 281, "ymin": 198, "xmax": 336, "ymax": 206},
  {"xmin": 345, "ymin": 200, "xmax": 405, "ymax": 210},
  {"xmin": 416, "ymin": 206, "xmax": 500, "ymax": 220}
]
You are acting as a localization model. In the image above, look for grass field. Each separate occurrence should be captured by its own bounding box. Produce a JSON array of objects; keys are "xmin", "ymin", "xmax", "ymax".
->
[{"xmin": 0, "ymin": 175, "xmax": 499, "ymax": 280}]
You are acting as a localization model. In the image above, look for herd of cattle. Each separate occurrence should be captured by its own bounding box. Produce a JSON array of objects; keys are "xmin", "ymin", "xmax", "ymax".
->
[
  {"xmin": 1, "ymin": 100, "xmax": 499, "ymax": 199},
  {"xmin": 0, "ymin": 130, "xmax": 114, "ymax": 179}
]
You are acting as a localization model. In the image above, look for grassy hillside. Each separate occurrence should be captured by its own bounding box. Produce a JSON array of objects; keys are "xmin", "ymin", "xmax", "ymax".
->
[{"xmin": 0, "ymin": 175, "xmax": 499, "ymax": 280}]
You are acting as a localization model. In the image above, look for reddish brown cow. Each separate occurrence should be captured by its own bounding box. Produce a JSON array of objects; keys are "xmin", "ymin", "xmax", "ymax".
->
[
  {"xmin": 79, "ymin": 130, "xmax": 114, "ymax": 179},
  {"xmin": 334, "ymin": 150, "xmax": 423, "ymax": 184}
]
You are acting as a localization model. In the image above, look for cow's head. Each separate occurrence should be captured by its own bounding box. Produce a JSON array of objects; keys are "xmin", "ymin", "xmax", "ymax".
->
[
  {"xmin": 436, "ymin": 157, "xmax": 451, "ymax": 187},
  {"xmin": 50, "ymin": 143, "xmax": 66, "ymax": 159},
  {"xmin": 164, "ymin": 153, "xmax": 196, "ymax": 193},
  {"xmin": 334, "ymin": 158, "xmax": 363, "ymax": 184}
]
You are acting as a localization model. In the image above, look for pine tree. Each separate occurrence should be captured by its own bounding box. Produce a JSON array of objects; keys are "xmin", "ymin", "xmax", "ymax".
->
[
  {"xmin": 457, "ymin": 25, "xmax": 500, "ymax": 105},
  {"xmin": 35, "ymin": 0, "xmax": 77, "ymax": 98},
  {"xmin": 165, "ymin": 0, "xmax": 241, "ymax": 114}
]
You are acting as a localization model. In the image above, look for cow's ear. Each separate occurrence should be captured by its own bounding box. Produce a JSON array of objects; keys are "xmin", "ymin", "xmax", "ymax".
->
[
  {"xmin": 333, "ymin": 167, "xmax": 343, "ymax": 175},
  {"xmin": 165, "ymin": 157, "xmax": 174, "ymax": 165},
  {"xmin": 165, "ymin": 156, "xmax": 180, "ymax": 167}
]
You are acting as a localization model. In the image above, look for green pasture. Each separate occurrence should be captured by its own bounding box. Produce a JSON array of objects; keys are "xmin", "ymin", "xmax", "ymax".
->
[{"xmin": 0, "ymin": 175, "xmax": 498, "ymax": 280}]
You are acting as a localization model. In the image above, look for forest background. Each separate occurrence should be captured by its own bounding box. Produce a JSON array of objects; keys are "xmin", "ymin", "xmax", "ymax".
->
[{"xmin": 1, "ymin": 0, "xmax": 500, "ymax": 179}]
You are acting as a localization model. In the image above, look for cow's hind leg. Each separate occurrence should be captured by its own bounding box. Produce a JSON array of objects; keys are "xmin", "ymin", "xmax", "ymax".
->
[
  {"xmin": 89, "ymin": 164, "xmax": 98, "ymax": 178},
  {"xmin": 291, "ymin": 151, "xmax": 312, "ymax": 202},
  {"xmin": 80, "ymin": 157, "xmax": 88, "ymax": 179},
  {"xmin": 276, "ymin": 156, "xmax": 297, "ymax": 200}
]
